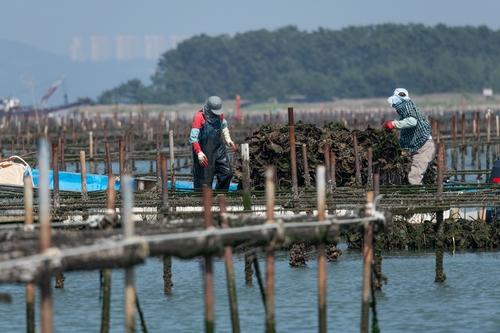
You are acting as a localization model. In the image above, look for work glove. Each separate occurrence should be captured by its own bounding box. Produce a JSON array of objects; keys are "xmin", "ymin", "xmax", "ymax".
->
[
  {"xmin": 227, "ymin": 141, "xmax": 238, "ymax": 153},
  {"xmin": 197, "ymin": 152, "xmax": 208, "ymax": 168},
  {"xmin": 383, "ymin": 120, "xmax": 395, "ymax": 131}
]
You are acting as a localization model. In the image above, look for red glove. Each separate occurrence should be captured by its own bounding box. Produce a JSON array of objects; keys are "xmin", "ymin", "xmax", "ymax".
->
[{"xmin": 383, "ymin": 120, "xmax": 395, "ymax": 131}]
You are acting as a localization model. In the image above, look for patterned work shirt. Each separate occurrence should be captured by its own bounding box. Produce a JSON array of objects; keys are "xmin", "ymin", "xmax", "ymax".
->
[{"xmin": 393, "ymin": 100, "xmax": 431, "ymax": 152}]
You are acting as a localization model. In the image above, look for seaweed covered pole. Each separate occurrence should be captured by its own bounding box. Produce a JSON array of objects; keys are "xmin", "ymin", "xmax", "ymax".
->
[{"xmin": 435, "ymin": 142, "xmax": 447, "ymax": 283}]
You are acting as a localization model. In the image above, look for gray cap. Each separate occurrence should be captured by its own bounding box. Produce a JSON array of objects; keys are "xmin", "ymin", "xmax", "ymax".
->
[{"xmin": 205, "ymin": 96, "xmax": 223, "ymax": 115}]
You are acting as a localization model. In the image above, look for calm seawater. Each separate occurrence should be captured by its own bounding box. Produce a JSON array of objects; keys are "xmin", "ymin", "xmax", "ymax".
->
[{"xmin": 1, "ymin": 248, "xmax": 500, "ymax": 332}]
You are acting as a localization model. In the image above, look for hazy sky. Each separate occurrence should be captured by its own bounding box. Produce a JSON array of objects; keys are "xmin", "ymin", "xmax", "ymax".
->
[{"xmin": 3, "ymin": 0, "xmax": 500, "ymax": 56}]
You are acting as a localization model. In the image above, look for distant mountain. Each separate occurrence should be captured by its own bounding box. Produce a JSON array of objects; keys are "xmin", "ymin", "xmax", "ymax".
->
[
  {"xmin": 100, "ymin": 24, "xmax": 500, "ymax": 104},
  {"xmin": 0, "ymin": 39, "xmax": 156, "ymax": 106}
]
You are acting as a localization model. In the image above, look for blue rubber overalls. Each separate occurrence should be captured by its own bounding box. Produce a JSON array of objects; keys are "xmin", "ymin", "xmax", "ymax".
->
[{"xmin": 192, "ymin": 112, "xmax": 233, "ymax": 190}]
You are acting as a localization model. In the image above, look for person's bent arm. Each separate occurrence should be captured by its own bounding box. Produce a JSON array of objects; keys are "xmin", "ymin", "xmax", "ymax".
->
[
  {"xmin": 393, "ymin": 117, "xmax": 417, "ymax": 129},
  {"xmin": 190, "ymin": 112, "xmax": 208, "ymax": 167}
]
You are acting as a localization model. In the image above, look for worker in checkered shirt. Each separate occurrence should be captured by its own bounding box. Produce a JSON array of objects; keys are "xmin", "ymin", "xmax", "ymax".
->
[{"xmin": 384, "ymin": 88, "xmax": 435, "ymax": 185}]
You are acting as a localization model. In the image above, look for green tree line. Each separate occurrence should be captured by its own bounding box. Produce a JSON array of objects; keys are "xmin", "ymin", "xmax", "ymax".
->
[{"xmin": 98, "ymin": 24, "xmax": 500, "ymax": 104}]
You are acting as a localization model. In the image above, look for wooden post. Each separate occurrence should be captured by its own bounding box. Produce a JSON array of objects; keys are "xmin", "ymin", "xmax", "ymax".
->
[
  {"xmin": 161, "ymin": 153, "xmax": 173, "ymax": 296},
  {"xmin": 89, "ymin": 131, "xmax": 95, "ymax": 174},
  {"xmin": 80, "ymin": 151, "xmax": 88, "ymax": 201},
  {"xmin": 496, "ymin": 114, "xmax": 499, "ymax": 138},
  {"xmin": 288, "ymin": 107, "xmax": 298, "ymax": 198},
  {"xmin": 51, "ymin": 143, "xmax": 60, "ymax": 210},
  {"xmin": 160, "ymin": 154, "xmax": 169, "ymax": 217},
  {"xmin": 435, "ymin": 143, "xmax": 446, "ymax": 283},
  {"xmin": 302, "ymin": 144, "xmax": 311, "ymax": 188},
  {"xmin": 353, "ymin": 134, "xmax": 362, "ymax": 186},
  {"xmin": 323, "ymin": 145, "xmax": 331, "ymax": 185},
  {"xmin": 460, "ymin": 112, "xmax": 465, "ymax": 146},
  {"xmin": 241, "ymin": 143, "xmax": 251, "ymax": 211},
  {"xmin": 169, "ymin": 130, "xmax": 175, "ymax": 192},
  {"xmin": 119, "ymin": 138, "xmax": 126, "ymax": 178},
  {"xmin": 156, "ymin": 127, "xmax": 161, "ymax": 189},
  {"xmin": 373, "ymin": 173, "xmax": 380, "ymax": 198},
  {"xmin": 38, "ymin": 139, "xmax": 53, "ymax": 333},
  {"xmin": 330, "ymin": 151, "xmax": 336, "ymax": 191},
  {"xmin": 122, "ymin": 175, "xmax": 136, "ymax": 333},
  {"xmin": 366, "ymin": 148, "xmax": 373, "ymax": 189},
  {"xmin": 265, "ymin": 167, "xmax": 276, "ymax": 333},
  {"xmin": 24, "ymin": 173, "xmax": 35, "ymax": 333},
  {"xmin": 59, "ymin": 137, "xmax": 66, "ymax": 171},
  {"xmin": 219, "ymin": 195, "xmax": 241, "ymax": 333},
  {"xmin": 360, "ymin": 191, "xmax": 374, "ymax": 333},
  {"xmin": 100, "ymin": 142, "xmax": 114, "ymax": 333},
  {"xmin": 203, "ymin": 186, "xmax": 215, "ymax": 333},
  {"xmin": 486, "ymin": 109, "xmax": 491, "ymax": 144},
  {"xmin": 105, "ymin": 142, "xmax": 115, "ymax": 212},
  {"xmin": 317, "ymin": 166, "xmax": 327, "ymax": 333}
]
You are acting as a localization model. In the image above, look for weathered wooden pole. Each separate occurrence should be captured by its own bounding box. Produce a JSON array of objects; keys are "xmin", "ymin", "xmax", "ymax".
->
[
  {"xmin": 302, "ymin": 144, "xmax": 311, "ymax": 188},
  {"xmin": 89, "ymin": 131, "xmax": 95, "ymax": 174},
  {"xmin": 323, "ymin": 145, "xmax": 331, "ymax": 185},
  {"xmin": 156, "ymin": 127, "xmax": 161, "ymax": 189},
  {"xmin": 160, "ymin": 154, "xmax": 169, "ymax": 216},
  {"xmin": 119, "ymin": 138, "xmax": 126, "ymax": 177},
  {"xmin": 265, "ymin": 167, "xmax": 276, "ymax": 333},
  {"xmin": 101, "ymin": 142, "xmax": 115, "ymax": 333},
  {"xmin": 160, "ymin": 153, "xmax": 173, "ymax": 296},
  {"xmin": 288, "ymin": 107, "xmax": 298, "ymax": 198},
  {"xmin": 366, "ymin": 148, "xmax": 373, "ymax": 189},
  {"xmin": 372, "ymin": 173, "xmax": 383, "ymax": 290},
  {"xmin": 353, "ymin": 134, "xmax": 362, "ymax": 186},
  {"xmin": 219, "ymin": 195, "xmax": 241, "ymax": 333},
  {"xmin": 241, "ymin": 143, "xmax": 252, "ymax": 211},
  {"xmin": 59, "ymin": 137, "xmax": 66, "ymax": 171},
  {"xmin": 330, "ymin": 151, "xmax": 336, "ymax": 192},
  {"xmin": 51, "ymin": 143, "xmax": 60, "ymax": 210},
  {"xmin": 80, "ymin": 151, "xmax": 88, "ymax": 201},
  {"xmin": 39, "ymin": 139, "xmax": 53, "ymax": 333},
  {"xmin": 476, "ymin": 111, "xmax": 481, "ymax": 142},
  {"xmin": 316, "ymin": 166, "xmax": 327, "ymax": 333},
  {"xmin": 460, "ymin": 112, "xmax": 465, "ymax": 146},
  {"xmin": 435, "ymin": 142, "xmax": 447, "ymax": 283},
  {"xmin": 486, "ymin": 109, "xmax": 491, "ymax": 144},
  {"xmin": 360, "ymin": 191, "xmax": 374, "ymax": 333},
  {"xmin": 52, "ymin": 142, "xmax": 64, "ymax": 300},
  {"xmin": 203, "ymin": 186, "xmax": 215, "ymax": 333},
  {"xmin": 169, "ymin": 129, "xmax": 176, "ymax": 192},
  {"xmin": 122, "ymin": 175, "xmax": 136, "ymax": 333},
  {"xmin": 24, "ymin": 173, "xmax": 35, "ymax": 333},
  {"xmin": 105, "ymin": 142, "xmax": 115, "ymax": 212}
]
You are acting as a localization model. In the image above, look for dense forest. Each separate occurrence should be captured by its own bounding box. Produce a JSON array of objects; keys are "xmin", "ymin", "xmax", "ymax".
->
[{"xmin": 98, "ymin": 24, "xmax": 500, "ymax": 104}]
